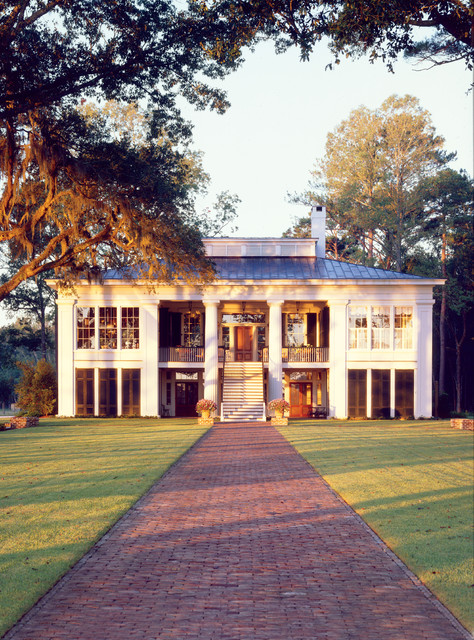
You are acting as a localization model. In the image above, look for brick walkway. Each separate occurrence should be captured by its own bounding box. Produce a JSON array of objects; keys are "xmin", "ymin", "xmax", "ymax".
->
[{"xmin": 4, "ymin": 423, "xmax": 471, "ymax": 640}]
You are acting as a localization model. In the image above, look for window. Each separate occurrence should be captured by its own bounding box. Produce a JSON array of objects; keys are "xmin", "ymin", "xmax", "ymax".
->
[
  {"xmin": 257, "ymin": 325, "xmax": 266, "ymax": 359},
  {"xmin": 76, "ymin": 369, "xmax": 94, "ymax": 415},
  {"xmin": 287, "ymin": 313, "xmax": 305, "ymax": 347},
  {"xmin": 372, "ymin": 370, "xmax": 390, "ymax": 418},
  {"xmin": 371, "ymin": 306, "xmax": 390, "ymax": 349},
  {"xmin": 349, "ymin": 307, "xmax": 368, "ymax": 349},
  {"xmin": 183, "ymin": 312, "xmax": 201, "ymax": 347},
  {"xmin": 77, "ymin": 307, "xmax": 95, "ymax": 349},
  {"xmin": 121, "ymin": 307, "xmax": 139, "ymax": 349},
  {"xmin": 348, "ymin": 369, "xmax": 367, "ymax": 418},
  {"xmin": 289, "ymin": 371, "xmax": 312, "ymax": 381},
  {"xmin": 122, "ymin": 369, "xmax": 140, "ymax": 415},
  {"xmin": 395, "ymin": 370, "xmax": 414, "ymax": 418},
  {"xmin": 395, "ymin": 307, "xmax": 413, "ymax": 349},
  {"xmin": 222, "ymin": 326, "xmax": 230, "ymax": 350},
  {"xmin": 175, "ymin": 371, "xmax": 198, "ymax": 380},
  {"xmin": 221, "ymin": 313, "xmax": 265, "ymax": 324},
  {"xmin": 99, "ymin": 307, "xmax": 117, "ymax": 349},
  {"xmin": 99, "ymin": 369, "xmax": 117, "ymax": 416}
]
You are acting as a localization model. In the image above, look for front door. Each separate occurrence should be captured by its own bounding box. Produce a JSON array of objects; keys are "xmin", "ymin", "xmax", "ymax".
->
[
  {"xmin": 290, "ymin": 382, "xmax": 312, "ymax": 418},
  {"xmin": 175, "ymin": 381, "xmax": 199, "ymax": 417},
  {"xmin": 235, "ymin": 326, "xmax": 253, "ymax": 361}
]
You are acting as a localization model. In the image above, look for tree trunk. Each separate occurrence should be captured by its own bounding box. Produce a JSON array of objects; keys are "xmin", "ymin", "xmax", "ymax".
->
[
  {"xmin": 439, "ymin": 232, "xmax": 447, "ymax": 395},
  {"xmin": 454, "ymin": 312, "xmax": 467, "ymax": 413}
]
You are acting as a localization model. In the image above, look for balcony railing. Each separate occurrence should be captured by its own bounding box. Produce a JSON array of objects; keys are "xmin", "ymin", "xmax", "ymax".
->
[
  {"xmin": 159, "ymin": 345, "xmax": 329, "ymax": 363},
  {"xmin": 159, "ymin": 346, "xmax": 204, "ymax": 362},
  {"xmin": 261, "ymin": 347, "xmax": 329, "ymax": 363}
]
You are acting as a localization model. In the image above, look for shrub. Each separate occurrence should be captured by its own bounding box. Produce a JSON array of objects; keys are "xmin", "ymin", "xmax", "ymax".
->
[{"xmin": 15, "ymin": 360, "xmax": 57, "ymax": 417}]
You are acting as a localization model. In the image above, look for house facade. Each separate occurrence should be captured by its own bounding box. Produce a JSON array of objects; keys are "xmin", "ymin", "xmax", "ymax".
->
[{"xmin": 49, "ymin": 206, "xmax": 441, "ymax": 420}]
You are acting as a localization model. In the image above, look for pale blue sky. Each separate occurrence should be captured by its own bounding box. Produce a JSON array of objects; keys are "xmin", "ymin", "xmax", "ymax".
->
[{"xmin": 183, "ymin": 40, "xmax": 472, "ymax": 237}]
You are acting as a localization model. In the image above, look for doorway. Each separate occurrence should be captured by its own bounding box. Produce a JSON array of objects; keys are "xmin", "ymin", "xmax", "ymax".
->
[
  {"xmin": 290, "ymin": 382, "xmax": 312, "ymax": 418},
  {"xmin": 235, "ymin": 326, "xmax": 253, "ymax": 361},
  {"xmin": 175, "ymin": 381, "xmax": 199, "ymax": 417}
]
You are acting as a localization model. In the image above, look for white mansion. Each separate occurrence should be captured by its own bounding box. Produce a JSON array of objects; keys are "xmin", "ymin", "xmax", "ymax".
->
[{"xmin": 49, "ymin": 206, "xmax": 441, "ymax": 420}]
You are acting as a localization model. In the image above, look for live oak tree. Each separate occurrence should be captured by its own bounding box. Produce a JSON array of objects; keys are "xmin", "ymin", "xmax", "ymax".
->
[
  {"xmin": 191, "ymin": 0, "xmax": 474, "ymax": 69},
  {"xmin": 0, "ymin": 1, "xmax": 243, "ymax": 302}
]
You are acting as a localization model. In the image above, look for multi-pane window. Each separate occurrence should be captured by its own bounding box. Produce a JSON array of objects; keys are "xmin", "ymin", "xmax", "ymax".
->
[
  {"xmin": 222, "ymin": 326, "xmax": 230, "ymax": 350},
  {"xmin": 121, "ymin": 307, "xmax": 139, "ymax": 349},
  {"xmin": 183, "ymin": 312, "xmax": 201, "ymax": 347},
  {"xmin": 77, "ymin": 307, "xmax": 95, "ymax": 349},
  {"xmin": 395, "ymin": 307, "xmax": 413, "ymax": 349},
  {"xmin": 348, "ymin": 307, "xmax": 368, "ymax": 349},
  {"xmin": 371, "ymin": 306, "xmax": 390, "ymax": 349},
  {"xmin": 287, "ymin": 314, "xmax": 305, "ymax": 347},
  {"xmin": 257, "ymin": 325, "xmax": 266, "ymax": 360},
  {"xmin": 99, "ymin": 307, "xmax": 117, "ymax": 349}
]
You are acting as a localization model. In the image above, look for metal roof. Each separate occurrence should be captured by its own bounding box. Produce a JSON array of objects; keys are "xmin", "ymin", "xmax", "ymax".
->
[
  {"xmin": 101, "ymin": 257, "xmax": 424, "ymax": 281},
  {"xmin": 210, "ymin": 257, "xmax": 423, "ymax": 281}
]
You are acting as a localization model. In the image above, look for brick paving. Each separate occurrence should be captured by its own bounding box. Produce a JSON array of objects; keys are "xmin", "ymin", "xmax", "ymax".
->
[{"xmin": 4, "ymin": 422, "xmax": 471, "ymax": 640}]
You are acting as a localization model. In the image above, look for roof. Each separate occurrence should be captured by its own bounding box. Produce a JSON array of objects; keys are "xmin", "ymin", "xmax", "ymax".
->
[
  {"xmin": 210, "ymin": 257, "xmax": 424, "ymax": 281},
  {"xmin": 101, "ymin": 257, "xmax": 425, "ymax": 282}
]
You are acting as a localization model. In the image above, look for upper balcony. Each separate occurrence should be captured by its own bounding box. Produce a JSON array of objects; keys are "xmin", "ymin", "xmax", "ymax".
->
[{"xmin": 158, "ymin": 346, "xmax": 329, "ymax": 364}]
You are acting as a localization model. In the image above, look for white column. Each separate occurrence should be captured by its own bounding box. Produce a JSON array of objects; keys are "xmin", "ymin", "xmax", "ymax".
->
[
  {"xmin": 416, "ymin": 302, "xmax": 434, "ymax": 418},
  {"xmin": 366, "ymin": 368, "xmax": 372, "ymax": 418},
  {"xmin": 328, "ymin": 301, "xmax": 349, "ymax": 418},
  {"xmin": 390, "ymin": 368, "xmax": 396, "ymax": 418},
  {"xmin": 204, "ymin": 299, "xmax": 220, "ymax": 406},
  {"xmin": 268, "ymin": 300, "xmax": 284, "ymax": 401},
  {"xmin": 141, "ymin": 303, "xmax": 160, "ymax": 416},
  {"xmin": 56, "ymin": 298, "xmax": 76, "ymax": 416}
]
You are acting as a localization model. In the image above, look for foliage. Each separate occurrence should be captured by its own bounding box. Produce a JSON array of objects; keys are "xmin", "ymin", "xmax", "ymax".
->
[
  {"xmin": 0, "ymin": 320, "xmax": 55, "ymax": 406},
  {"xmin": 0, "ymin": 3, "xmax": 244, "ymax": 301},
  {"xmin": 268, "ymin": 398, "xmax": 290, "ymax": 412},
  {"xmin": 15, "ymin": 359, "xmax": 57, "ymax": 416},
  {"xmin": 295, "ymin": 95, "xmax": 449, "ymax": 270},
  {"xmin": 191, "ymin": 0, "xmax": 474, "ymax": 70},
  {"xmin": 278, "ymin": 420, "xmax": 474, "ymax": 630},
  {"xmin": 195, "ymin": 398, "xmax": 217, "ymax": 413},
  {"xmin": 0, "ymin": 417, "xmax": 210, "ymax": 636}
]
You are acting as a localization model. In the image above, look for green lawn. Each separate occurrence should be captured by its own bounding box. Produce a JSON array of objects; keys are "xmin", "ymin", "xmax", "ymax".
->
[
  {"xmin": 0, "ymin": 417, "xmax": 210, "ymax": 637},
  {"xmin": 278, "ymin": 419, "xmax": 474, "ymax": 632}
]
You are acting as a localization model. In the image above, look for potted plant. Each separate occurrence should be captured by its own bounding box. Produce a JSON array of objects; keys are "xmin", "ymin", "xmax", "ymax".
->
[
  {"xmin": 196, "ymin": 398, "xmax": 217, "ymax": 420},
  {"xmin": 268, "ymin": 398, "xmax": 290, "ymax": 419}
]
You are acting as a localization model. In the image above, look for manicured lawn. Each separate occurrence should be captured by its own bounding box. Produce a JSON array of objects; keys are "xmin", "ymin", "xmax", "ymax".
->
[
  {"xmin": 278, "ymin": 419, "xmax": 474, "ymax": 632},
  {"xmin": 0, "ymin": 418, "xmax": 210, "ymax": 636}
]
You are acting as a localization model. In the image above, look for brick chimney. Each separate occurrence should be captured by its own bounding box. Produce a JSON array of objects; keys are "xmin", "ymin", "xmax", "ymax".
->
[{"xmin": 311, "ymin": 204, "xmax": 326, "ymax": 258}]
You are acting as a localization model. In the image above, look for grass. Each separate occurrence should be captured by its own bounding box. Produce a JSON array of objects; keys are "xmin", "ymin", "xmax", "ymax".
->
[
  {"xmin": 277, "ymin": 419, "xmax": 474, "ymax": 632},
  {"xmin": 0, "ymin": 417, "xmax": 210, "ymax": 637}
]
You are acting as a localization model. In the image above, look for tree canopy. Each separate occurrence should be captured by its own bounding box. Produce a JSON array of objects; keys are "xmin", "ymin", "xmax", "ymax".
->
[
  {"xmin": 192, "ymin": 0, "xmax": 474, "ymax": 69},
  {"xmin": 294, "ymin": 95, "xmax": 450, "ymax": 270},
  {"xmin": 0, "ymin": 1, "xmax": 245, "ymax": 302}
]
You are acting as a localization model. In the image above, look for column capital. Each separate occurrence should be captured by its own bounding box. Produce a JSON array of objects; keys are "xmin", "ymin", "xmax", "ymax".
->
[
  {"xmin": 56, "ymin": 298, "xmax": 77, "ymax": 306},
  {"xmin": 267, "ymin": 299, "xmax": 285, "ymax": 307},
  {"xmin": 203, "ymin": 299, "xmax": 220, "ymax": 308}
]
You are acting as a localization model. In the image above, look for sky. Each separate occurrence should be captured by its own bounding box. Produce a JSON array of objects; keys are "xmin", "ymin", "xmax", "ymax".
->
[
  {"xmin": 0, "ymin": 39, "xmax": 472, "ymax": 326},
  {"xmin": 181, "ymin": 40, "xmax": 472, "ymax": 238}
]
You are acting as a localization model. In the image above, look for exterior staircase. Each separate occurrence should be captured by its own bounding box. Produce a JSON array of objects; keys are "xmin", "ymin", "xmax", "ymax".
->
[{"xmin": 221, "ymin": 361, "xmax": 266, "ymax": 422}]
